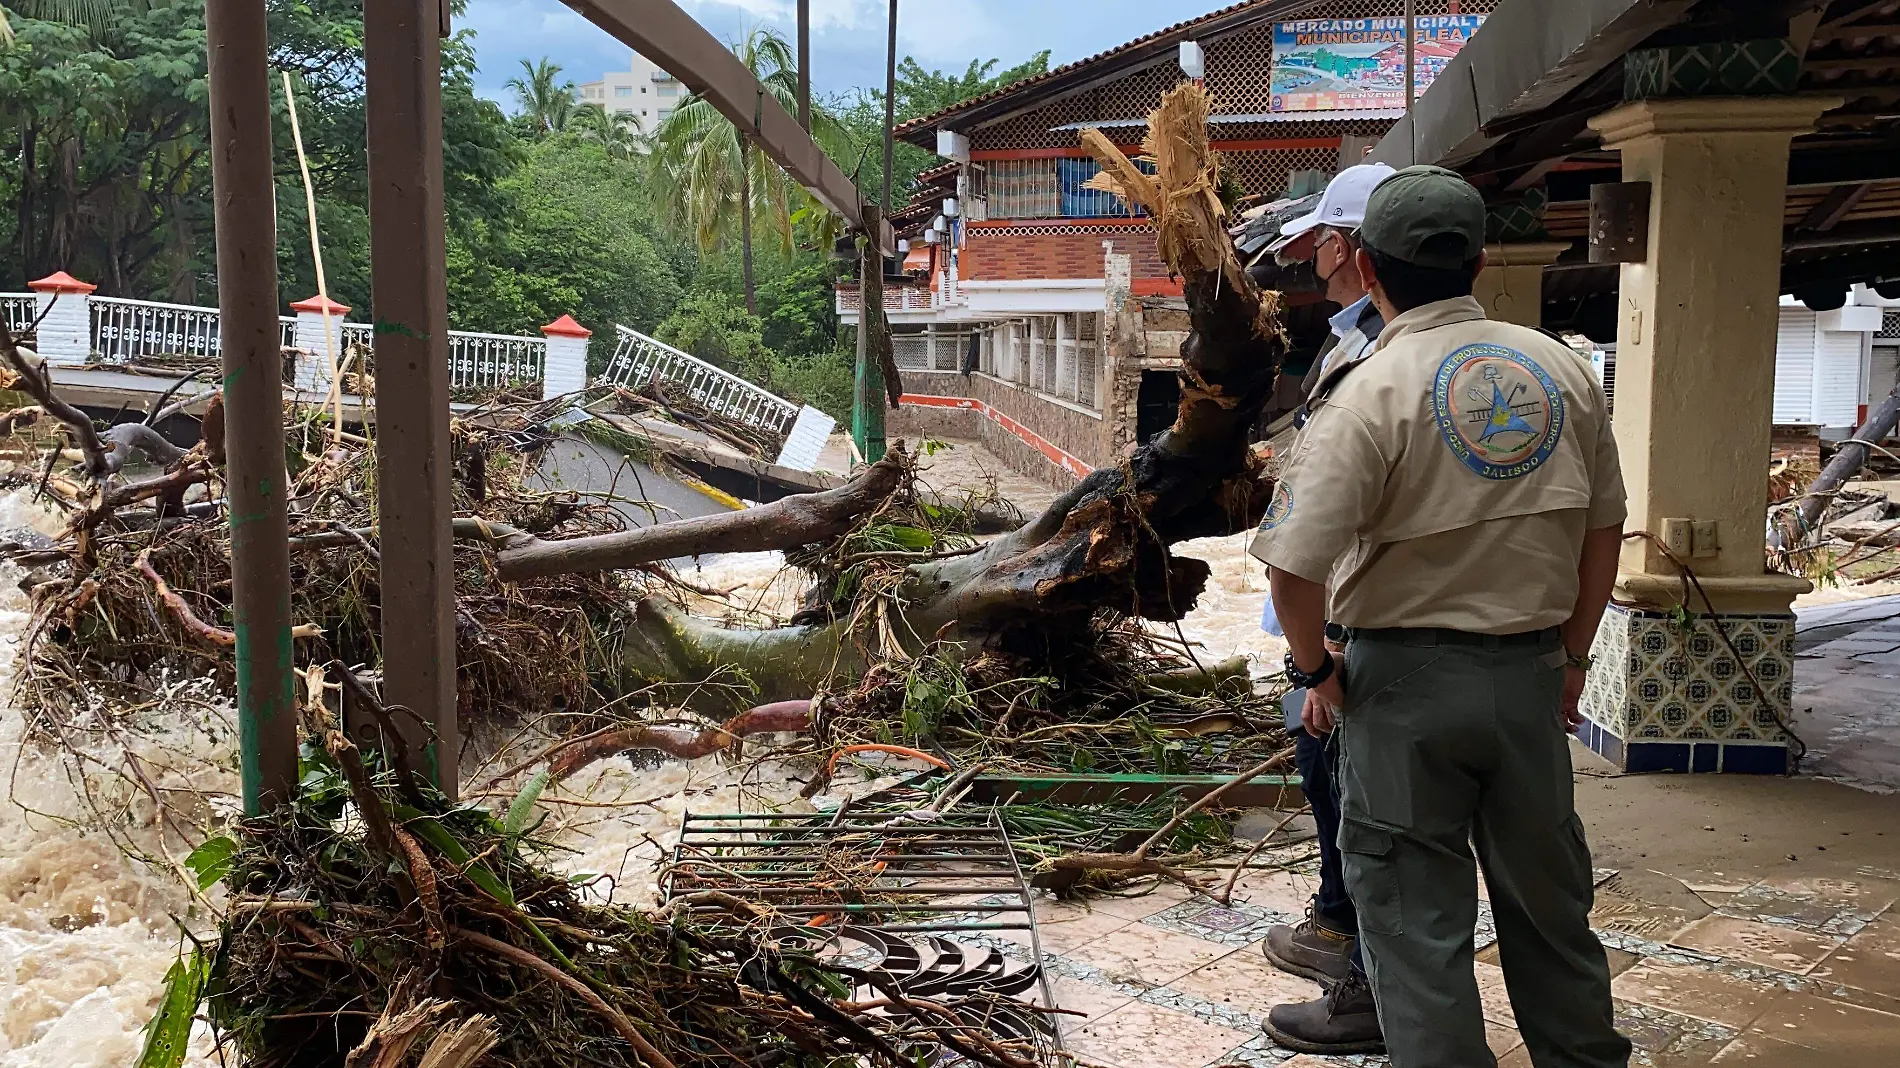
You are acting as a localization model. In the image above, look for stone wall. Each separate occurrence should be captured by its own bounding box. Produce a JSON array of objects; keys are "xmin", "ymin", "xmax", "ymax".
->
[{"xmin": 888, "ymin": 369, "xmax": 1106, "ymax": 488}]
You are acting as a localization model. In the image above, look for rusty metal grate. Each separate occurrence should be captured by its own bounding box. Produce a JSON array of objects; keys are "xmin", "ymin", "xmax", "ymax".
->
[{"xmin": 665, "ymin": 809, "xmax": 1065, "ymax": 1064}]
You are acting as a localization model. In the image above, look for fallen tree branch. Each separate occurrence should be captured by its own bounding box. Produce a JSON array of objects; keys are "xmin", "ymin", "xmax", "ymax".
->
[
  {"xmin": 544, "ymin": 699, "xmax": 813, "ymax": 783},
  {"xmin": 0, "ymin": 321, "xmax": 111, "ymax": 476},
  {"xmin": 135, "ymin": 547, "xmax": 322, "ymax": 647},
  {"xmin": 450, "ymin": 927, "xmax": 677, "ymax": 1068},
  {"xmin": 495, "ymin": 450, "xmax": 907, "ymax": 580},
  {"xmin": 0, "ymin": 405, "xmax": 42, "ymax": 435}
]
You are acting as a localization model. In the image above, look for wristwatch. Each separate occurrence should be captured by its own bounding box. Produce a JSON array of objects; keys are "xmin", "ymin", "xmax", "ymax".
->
[
  {"xmin": 1565, "ymin": 650, "xmax": 1595, "ymax": 672},
  {"xmin": 1284, "ymin": 649, "xmax": 1337, "ymax": 689}
]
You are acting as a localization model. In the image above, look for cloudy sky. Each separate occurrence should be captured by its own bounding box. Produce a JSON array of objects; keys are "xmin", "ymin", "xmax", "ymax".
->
[{"xmin": 461, "ymin": 0, "xmax": 1218, "ymax": 108}]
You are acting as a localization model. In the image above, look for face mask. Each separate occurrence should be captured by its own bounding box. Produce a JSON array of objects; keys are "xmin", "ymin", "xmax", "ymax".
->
[{"xmin": 1314, "ymin": 230, "xmax": 1347, "ymax": 285}]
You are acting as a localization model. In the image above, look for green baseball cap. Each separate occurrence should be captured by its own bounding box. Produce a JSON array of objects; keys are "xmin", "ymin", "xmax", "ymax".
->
[{"xmin": 1360, "ymin": 165, "xmax": 1486, "ymax": 270}]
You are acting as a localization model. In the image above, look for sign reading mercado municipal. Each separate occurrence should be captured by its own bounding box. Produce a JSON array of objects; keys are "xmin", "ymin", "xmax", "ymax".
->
[{"xmin": 1270, "ymin": 15, "xmax": 1486, "ymax": 112}]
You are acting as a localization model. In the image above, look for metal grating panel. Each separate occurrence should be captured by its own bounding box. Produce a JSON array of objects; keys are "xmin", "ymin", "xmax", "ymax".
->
[{"xmin": 665, "ymin": 809, "xmax": 1063, "ymax": 1065}]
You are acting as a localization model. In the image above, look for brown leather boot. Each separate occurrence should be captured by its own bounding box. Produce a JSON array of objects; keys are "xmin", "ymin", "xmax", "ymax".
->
[
  {"xmin": 1263, "ymin": 970, "xmax": 1385, "ymax": 1054},
  {"xmin": 1261, "ymin": 908, "xmax": 1355, "ymax": 985}
]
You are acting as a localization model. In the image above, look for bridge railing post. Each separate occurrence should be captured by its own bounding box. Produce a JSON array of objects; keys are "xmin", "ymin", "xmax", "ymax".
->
[
  {"xmin": 26, "ymin": 272, "xmax": 97, "ymax": 366},
  {"xmin": 541, "ymin": 315, "xmax": 592, "ymax": 399},
  {"xmin": 290, "ymin": 293, "xmax": 351, "ymax": 394}
]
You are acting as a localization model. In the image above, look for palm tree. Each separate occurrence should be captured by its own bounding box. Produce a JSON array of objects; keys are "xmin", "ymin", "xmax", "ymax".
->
[
  {"xmin": 570, "ymin": 102, "xmax": 645, "ymax": 160},
  {"xmin": 649, "ymin": 28, "xmax": 851, "ymax": 316},
  {"xmin": 2, "ymin": 0, "xmax": 141, "ymax": 44},
  {"xmin": 506, "ymin": 57, "xmax": 576, "ymax": 136}
]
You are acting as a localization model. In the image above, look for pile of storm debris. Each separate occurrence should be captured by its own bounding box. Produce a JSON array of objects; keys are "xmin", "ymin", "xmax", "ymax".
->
[{"xmin": 0, "ymin": 84, "xmax": 1306, "ymax": 1068}]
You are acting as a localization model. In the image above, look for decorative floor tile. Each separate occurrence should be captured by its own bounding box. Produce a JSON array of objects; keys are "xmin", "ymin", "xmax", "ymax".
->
[
  {"xmin": 1065, "ymin": 998, "xmax": 1251, "ymax": 1068},
  {"xmin": 1065, "ymin": 918, "xmax": 1232, "ymax": 986},
  {"xmin": 1810, "ymin": 916, "xmax": 1900, "ymax": 999},
  {"xmin": 1614, "ymin": 1000, "xmax": 1740, "ymax": 1065},
  {"xmin": 1718, "ymin": 879, "xmax": 1888, "ymax": 939},
  {"xmin": 1475, "ymin": 960, "xmax": 1517, "ymax": 1028},
  {"xmin": 1146, "ymin": 898, "xmax": 1287, "ymax": 947},
  {"xmin": 1231, "ymin": 868, "xmax": 1323, "ymax": 918},
  {"xmin": 1742, "ymin": 988, "xmax": 1900, "ymax": 1057},
  {"xmin": 1046, "ymin": 974, "xmax": 1138, "ymax": 1022},
  {"xmin": 1754, "ymin": 875, "xmax": 1900, "ymax": 921},
  {"xmin": 1485, "ymin": 1021, "xmax": 1524, "ymax": 1058},
  {"xmin": 1089, "ymin": 880, "xmax": 1198, "ymax": 921},
  {"xmin": 1035, "ymin": 904, "xmax": 1137, "ymax": 953},
  {"xmin": 1708, "ymin": 1032, "xmax": 1808, "ymax": 1063},
  {"xmin": 1612, "ymin": 960, "xmax": 1781, "ymax": 1030},
  {"xmin": 1169, "ymin": 941, "xmax": 1325, "ymax": 1019},
  {"xmin": 1671, "ymin": 916, "xmax": 1845, "ymax": 976}
]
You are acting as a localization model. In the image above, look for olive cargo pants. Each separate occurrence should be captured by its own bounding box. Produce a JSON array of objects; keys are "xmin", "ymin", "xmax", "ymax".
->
[{"xmin": 1335, "ymin": 630, "xmax": 1631, "ymax": 1068}]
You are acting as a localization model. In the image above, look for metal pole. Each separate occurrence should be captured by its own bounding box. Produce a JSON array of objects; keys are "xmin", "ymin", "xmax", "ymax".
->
[
  {"xmin": 796, "ymin": 0, "xmax": 811, "ymax": 131},
  {"xmin": 882, "ymin": 0, "xmax": 897, "ymax": 214},
  {"xmin": 364, "ymin": 0, "xmax": 459, "ymax": 798},
  {"xmin": 205, "ymin": 0, "xmax": 296, "ymax": 814},
  {"xmin": 1404, "ymin": 0, "xmax": 1416, "ymax": 159}
]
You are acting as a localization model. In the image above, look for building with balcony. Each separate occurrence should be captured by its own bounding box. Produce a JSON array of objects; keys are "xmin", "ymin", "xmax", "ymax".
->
[
  {"xmin": 841, "ymin": 0, "xmax": 1500, "ymax": 486},
  {"xmin": 579, "ymin": 50, "xmax": 685, "ymax": 129}
]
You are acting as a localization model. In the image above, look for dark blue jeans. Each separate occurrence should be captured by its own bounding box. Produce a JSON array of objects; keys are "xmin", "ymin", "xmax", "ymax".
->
[{"xmin": 1294, "ymin": 718, "xmax": 1367, "ymax": 977}]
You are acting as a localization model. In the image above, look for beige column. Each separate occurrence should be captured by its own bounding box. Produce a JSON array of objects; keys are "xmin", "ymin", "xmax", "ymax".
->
[
  {"xmin": 1473, "ymin": 241, "xmax": 1569, "ymax": 326},
  {"xmin": 1587, "ymin": 97, "xmax": 1838, "ymax": 614}
]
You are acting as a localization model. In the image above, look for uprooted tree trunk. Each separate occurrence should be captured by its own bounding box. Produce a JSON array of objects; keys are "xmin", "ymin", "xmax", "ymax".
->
[{"xmin": 484, "ymin": 84, "xmax": 1287, "ymax": 709}]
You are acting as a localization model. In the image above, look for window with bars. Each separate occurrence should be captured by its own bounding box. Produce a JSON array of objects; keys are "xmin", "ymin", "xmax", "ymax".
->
[{"xmin": 988, "ymin": 160, "xmax": 1060, "ymax": 219}]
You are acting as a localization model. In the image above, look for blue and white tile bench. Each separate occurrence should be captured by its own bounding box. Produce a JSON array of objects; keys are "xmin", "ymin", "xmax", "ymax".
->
[{"xmin": 1577, "ymin": 605, "xmax": 1798, "ymax": 774}]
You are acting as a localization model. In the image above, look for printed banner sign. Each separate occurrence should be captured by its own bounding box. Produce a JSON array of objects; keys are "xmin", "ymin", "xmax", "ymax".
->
[{"xmin": 1270, "ymin": 16, "xmax": 1485, "ymax": 113}]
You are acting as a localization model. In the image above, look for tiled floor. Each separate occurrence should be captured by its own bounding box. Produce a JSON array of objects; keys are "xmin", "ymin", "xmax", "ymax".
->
[{"xmin": 955, "ymin": 843, "xmax": 1900, "ymax": 1067}]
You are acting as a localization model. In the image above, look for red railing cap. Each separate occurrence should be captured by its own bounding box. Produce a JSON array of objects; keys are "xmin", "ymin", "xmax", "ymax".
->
[
  {"xmin": 541, "ymin": 314, "xmax": 592, "ymax": 338},
  {"xmin": 289, "ymin": 293, "xmax": 352, "ymax": 315},
  {"xmin": 28, "ymin": 271, "xmax": 97, "ymax": 295}
]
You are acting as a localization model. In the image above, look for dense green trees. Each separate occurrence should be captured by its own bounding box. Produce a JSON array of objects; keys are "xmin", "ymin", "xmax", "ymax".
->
[{"xmin": 0, "ymin": 1, "xmax": 1042, "ymax": 417}]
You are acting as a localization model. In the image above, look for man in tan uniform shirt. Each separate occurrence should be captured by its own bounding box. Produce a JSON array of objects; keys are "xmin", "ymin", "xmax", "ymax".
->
[{"xmin": 1250, "ymin": 166, "xmax": 1631, "ymax": 1068}]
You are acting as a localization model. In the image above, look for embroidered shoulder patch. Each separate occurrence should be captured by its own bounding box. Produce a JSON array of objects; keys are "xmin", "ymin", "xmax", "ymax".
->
[
  {"xmin": 1260, "ymin": 481, "xmax": 1295, "ymax": 530},
  {"xmin": 1431, "ymin": 342, "xmax": 1566, "ymax": 480}
]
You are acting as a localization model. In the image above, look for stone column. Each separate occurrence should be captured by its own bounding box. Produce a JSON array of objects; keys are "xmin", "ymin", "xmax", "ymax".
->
[
  {"xmin": 541, "ymin": 314, "xmax": 592, "ymax": 399},
  {"xmin": 290, "ymin": 294, "xmax": 350, "ymax": 394},
  {"xmin": 1576, "ymin": 96, "xmax": 1838, "ymax": 774},
  {"xmin": 27, "ymin": 271, "xmax": 96, "ymax": 366},
  {"xmin": 1473, "ymin": 241, "xmax": 1569, "ymax": 327}
]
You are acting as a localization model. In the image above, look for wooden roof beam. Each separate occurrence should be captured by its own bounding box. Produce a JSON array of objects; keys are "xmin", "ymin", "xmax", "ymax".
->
[
  {"xmin": 562, "ymin": 0, "xmax": 892, "ymax": 252},
  {"xmin": 1796, "ymin": 181, "xmax": 1876, "ymax": 230}
]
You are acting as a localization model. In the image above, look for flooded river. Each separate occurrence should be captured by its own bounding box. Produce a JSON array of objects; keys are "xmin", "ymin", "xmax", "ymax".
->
[{"xmin": 0, "ymin": 442, "xmax": 1288, "ymax": 1063}]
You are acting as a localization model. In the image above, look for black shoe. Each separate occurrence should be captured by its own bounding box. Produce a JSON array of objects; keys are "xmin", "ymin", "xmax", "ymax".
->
[{"xmin": 1263, "ymin": 970, "xmax": 1386, "ymax": 1055}]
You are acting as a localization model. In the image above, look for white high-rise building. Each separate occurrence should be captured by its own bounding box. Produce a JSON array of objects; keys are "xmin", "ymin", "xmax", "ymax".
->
[{"xmin": 578, "ymin": 50, "xmax": 684, "ymax": 130}]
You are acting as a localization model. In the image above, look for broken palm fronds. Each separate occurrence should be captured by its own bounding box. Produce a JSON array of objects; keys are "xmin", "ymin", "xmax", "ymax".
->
[
  {"xmin": 1042, "ymin": 748, "xmax": 1294, "ymax": 892},
  {"xmin": 204, "ymin": 736, "xmax": 997, "ymax": 1068},
  {"xmin": 814, "ymin": 627, "xmax": 1290, "ymax": 780}
]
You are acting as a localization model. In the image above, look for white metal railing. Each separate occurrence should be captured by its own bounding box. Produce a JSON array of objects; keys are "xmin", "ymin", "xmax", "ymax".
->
[
  {"xmin": 279, "ymin": 315, "xmax": 298, "ymax": 349},
  {"xmin": 91, "ymin": 295, "xmax": 225, "ymax": 362},
  {"xmin": 602, "ymin": 323, "xmax": 799, "ymax": 435},
  {"xmin": 333, "ymin": 322, "xmax": 543, "ymax": 390},
  {"xmin": 446, "ymin": 330, "xmax": 546, "ymax": 390},
  {"xmin": 2, "ymin": 293, "xmax": 34, "ymax": 337}
]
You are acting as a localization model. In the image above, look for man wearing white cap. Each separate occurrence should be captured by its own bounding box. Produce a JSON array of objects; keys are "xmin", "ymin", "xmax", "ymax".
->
[{"xmin": 1255, "ymin": 161, "xmax": 1393, "ymax": 1055}]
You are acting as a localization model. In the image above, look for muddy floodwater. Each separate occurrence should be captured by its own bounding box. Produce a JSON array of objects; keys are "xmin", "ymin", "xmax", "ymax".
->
[{"xmin": 0, "ymin": 446, "xmax": 1296, "ymax": 1064}]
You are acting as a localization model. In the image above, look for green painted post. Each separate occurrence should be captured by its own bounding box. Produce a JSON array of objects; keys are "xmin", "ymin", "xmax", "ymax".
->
[
  {"xmin": 853, "ymin": 233, "xmax": 887, "ymax": 464},
  {"xmin": 206, "ymin": 0, "xmax": 298, "ymax": 814}
]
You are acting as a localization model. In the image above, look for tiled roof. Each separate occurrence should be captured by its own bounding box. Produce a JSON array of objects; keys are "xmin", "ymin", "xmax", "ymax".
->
[
  {"xmin": 960, "ymin": 227, "xmax": 1171, "ymax": 283},
  {"xmin": 893, "ymin": 0, "xmax": 1281, "ymax": 140}
]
